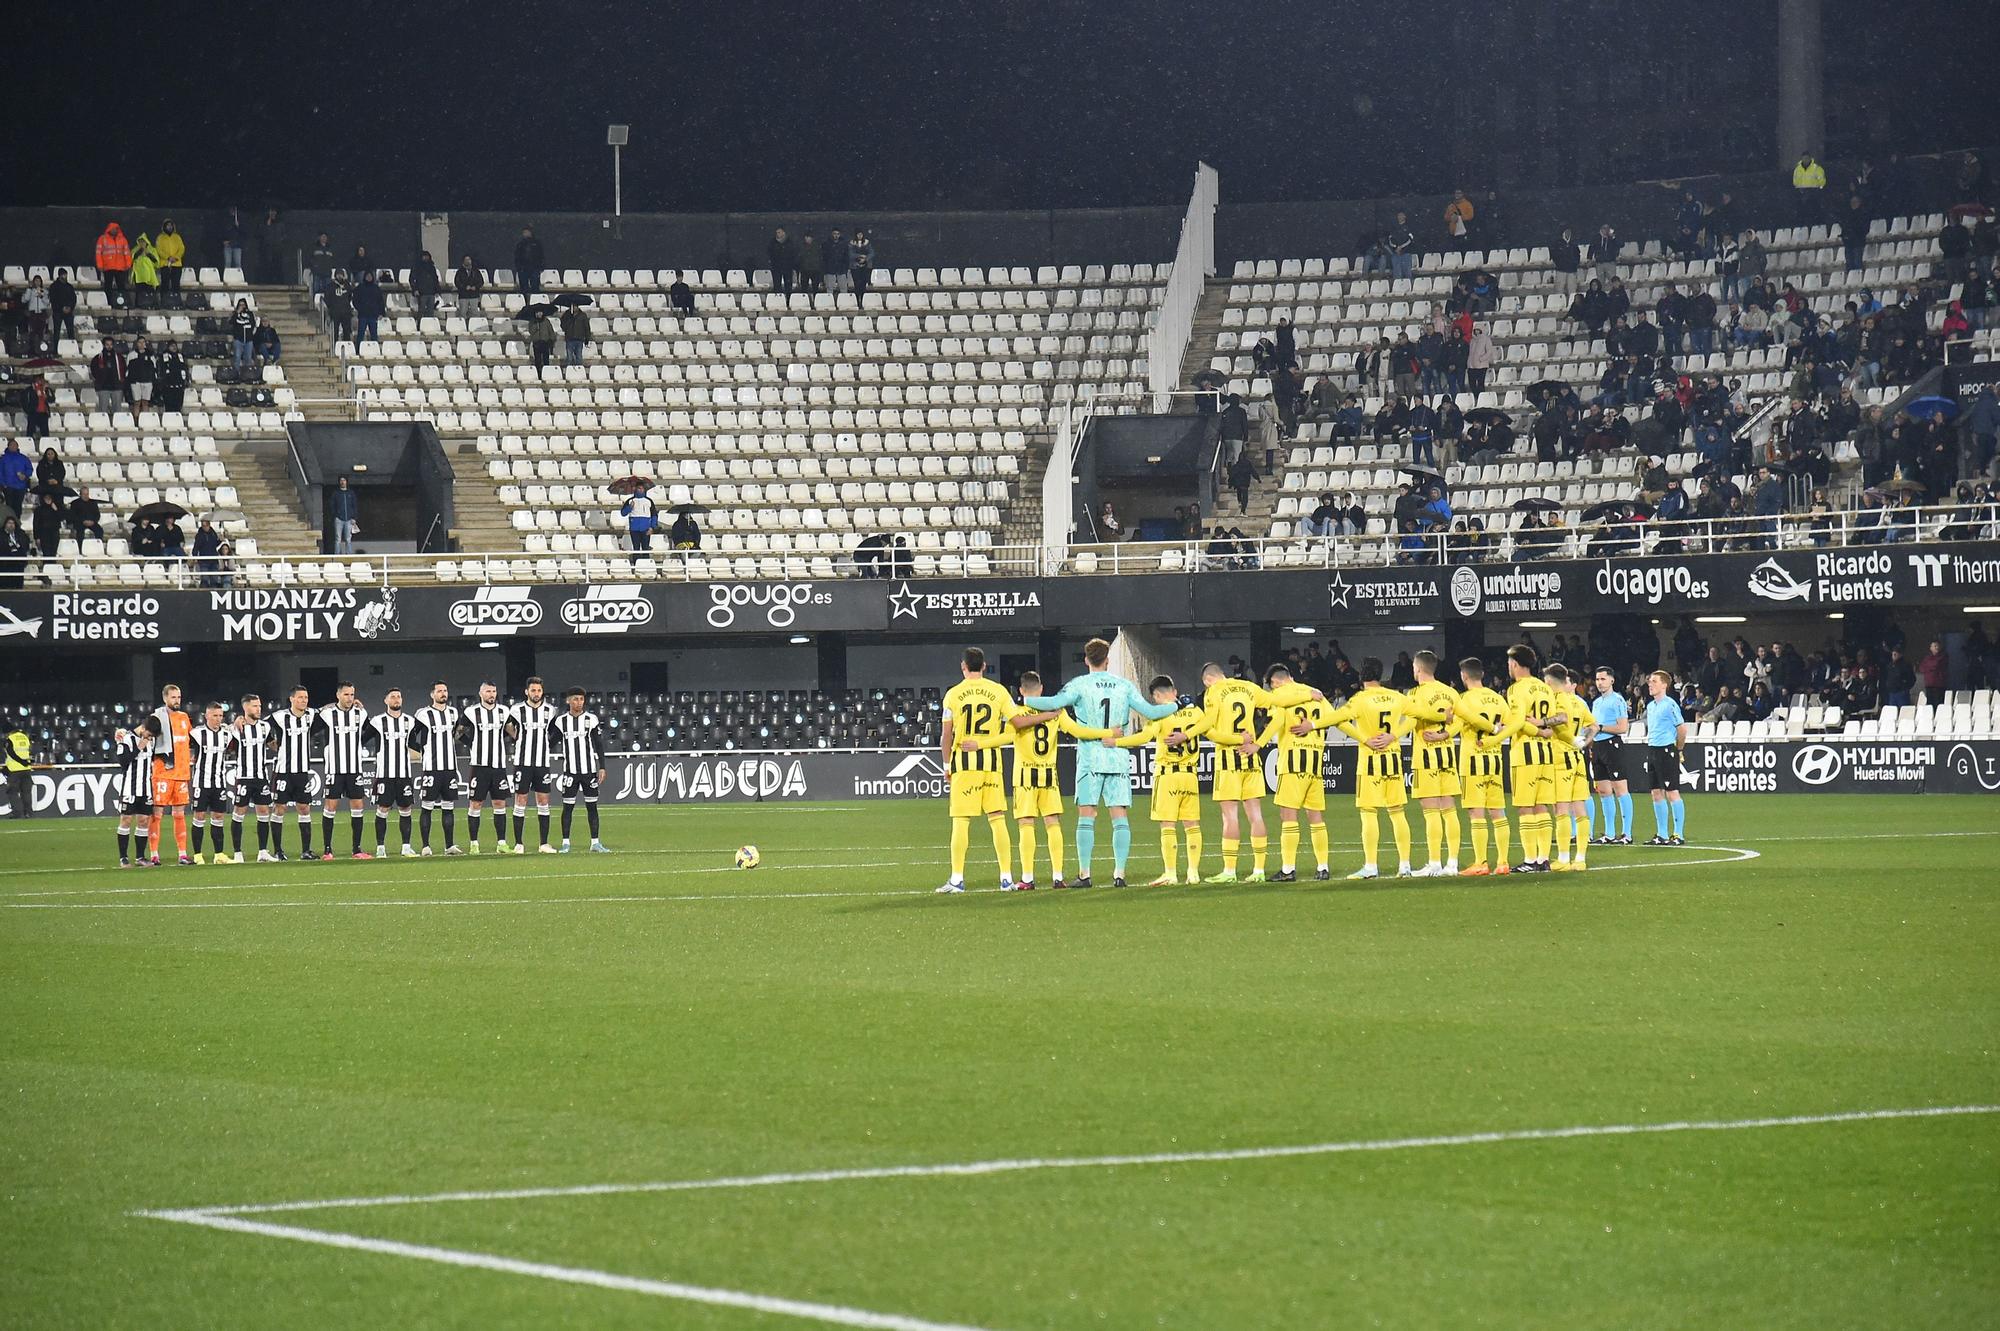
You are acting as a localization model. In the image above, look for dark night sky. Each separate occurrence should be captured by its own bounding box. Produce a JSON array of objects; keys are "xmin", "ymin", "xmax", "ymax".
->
[{"xmin": 16, "ymin": 1, "xmax": 2000, "ymax": 215}]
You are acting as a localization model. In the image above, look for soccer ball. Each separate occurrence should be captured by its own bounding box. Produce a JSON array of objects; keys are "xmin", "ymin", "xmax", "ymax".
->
[{"xmin": 734, "ymin": 845, "xmax": 761, "ymax": 870}]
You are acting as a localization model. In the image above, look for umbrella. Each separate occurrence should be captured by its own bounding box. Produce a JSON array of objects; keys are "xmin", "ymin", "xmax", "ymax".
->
[
  {"xmin": 1879, "ymin": 476, "xmax": 1928, "ymax": 496},
  {"xmin": 1464, "ymin": 407, "xmax": 1511, "ymax": 426},
  {"xmin": 1905, "ymin": 395, "xmax": 1958, "ymax": 422},
  {"xmin": 551, "ymin": 292, "xmax": 595, "ymax": 307},
  {"xmin": 1527, "ymin": 378, "xmax": 1568, "ymax": 403},
  {"xmin": 1400, "ymin": 464, "xmax": 1445, "ymax": 486},
  {"xmin": 131, "ymin": 500, "xmax": 189, "ymax": 523},
  {"xmin": 1581, "ymin": 499, "xmax": 1650, "ymax": 523},
  {"xmin": 1512, "ymin": 496, "xmax": 1562, "ymax": 512},
  {"xmin": 513, "ymin": 303, "xmax": 559, "ymax": 321},
  {"xmin": 669, "ymin": 502, "xmax": 710, "ymax": 517},
  {"xmin": 606, "ymin": 475, "xmax": 654, "ymax": 496},
  {"xmin": 31, "ymin": 481, "xmax": 77, "ymax": 502}
]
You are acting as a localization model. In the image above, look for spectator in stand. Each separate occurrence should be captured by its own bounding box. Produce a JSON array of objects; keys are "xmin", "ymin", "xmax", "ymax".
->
[
  {"xmin": 527, "ymin": 306, "xmax": 556, "ymax": 370},
  {"xmin": 349, "ymin": 243, "xmax": 375, "ymax": 285},
  {"xmin": 1298, "ymin": 493, "xmax": 1336, "ymax": 539},
  {"xmin": 669, "ymin": 505, "xmax": 701, "ymax": 550},
  {"xmin": 1736, "ymin": 229, "xmax": 1767, "ymax": 305},
  {"xmin": 767, "ymin": 227, "xmax": 798, "ymax": 296},
  {"xmin": 1917, "ymin": 640, "xmax": 1948, "ymax": 706},
  {"xmin": 67, "ymin": 487, "xmax": 103, "ymax": 541},
  {"xmin": 453, "ymin": 256, "xmax": 484, "ymax": 311},
  {"xmin": 94, "ymin": 222, "xmax": 132, "ymax": 299},
  {"xmin": 824, "ymin": 229, "xmax": 852, "ymax": 296},
  {"xmin": 127, "ymin": 239, "xmax": 158, "ymax": 302},
  {"xmin": 797, "ymin": 232, "xmax": 824, "ymax": 294},
  {"xmin": 848, "ymin": 230, "xmax": 874, "ymax": 301},
  {"xmin": 1217, "ymin": 393, "xmax": 1249, "ymax": 465},
  {"xmin": 48, "ymin": 269, "xmax": 76, "ymax": 345},
  {"xmin": 1407, "ymin": 396, "xmax": 1438, "ymax": 467},
  {"xmin": 0, "ymin": 516, "xmax": 28, "ymax": 588},
  {"xmin": 155, "ymin": 220, "xmax": 186, "ymax": 295},
  {"xmin": 668, "ymin": 269, "xmax": 695, "ymax": 314},
  {"xmin": 1588, "ymin": 224, "xmax": 1619, "ymax": 286},
  {"xmin": 1274, "ymin": 315, "xmax": 1297, "ymax": 368},
  {"xmin": 89, "ymin": 339, "xmax": 127, "ymax": 413},
  {"xmin": 1466, "ymin": 322, "xmax": 1495, "ymax": 392},
  {"xmin": 324, "ymin": 274, "xmax": 355, "ymax": 345},
  {"xmin": 0, "ymin": 442, "xmax": 30, "ymax": 522},
  {"xmin": 410, "ymin": 250, "xmax": 441, "ymax": 316},
  {"xmin": 1551, "ymin": 226, "xmax": 1580, "ymax": 293},
  {"xmin": 353, "ymin": 273, "xmax": 386, "ymax": 345},
  {"xmin": 22, "ymin": 375, "xmax": 52, "ymax": 439},
  {"xmin": 1228, "ymin": 447, "xmax": 1255, "ymax": 514},
  {"xmin": 159, "ymin": 517, "xmax": 186, "ymax": 560},
  {"xmin": 192, "ymin": 519, "xmax": 224, "ymax": 587},
  {"xmin": 1444, "ymin": 190, "xmax": 1475, "ymax": 251},
  {"xmin": 1839, "ymin": 195, "xmax": 1869, "ymax": 271},
  {"xmin": 125, "ymin": 335, "xmax": 156, "ymax": 417},
  {"xmin": 620, "ymin": 486, "xmax": 656, "ymax": 552},
  {"xmin": 253, "ymin": 320, "xmax": 281, "ymax": 366},
  {"xmin": 1792, "ymin": 152, "xmax": 1827, "ymax": 222},
  {"xmin": 229, "ymin": 298, "xmax": 256, "ymax": 370},
  {"xmin": 1383, "ymin": 213, "xmax": 1416, "ymax": 280},
  {"xmin": 1307, "ymin": 373, "xmax": 1341, "ymax": 420},
  {"xmin": 129, "ymin": 517, "xmax": 160, "ymax": 558},
  {"xmin": 561, "ymin": 303, "xmax": 591, "ymax": 365},
  {"xmin": 221, "ymin": 207, "xmax": 246, "ymax": 272},
  {"xmin": 1751, "ymin": 465, "xmax": 1786, "ymax": 549},
  {"xmin": 514, "ymin": 227, "xmax": 545, "ymax": 296},
  {"xmin": 1098, "ymin": 501, "xmax": 1122, "ymax": 539},
  {"xmin": 1883, "ymin": 646, "xmax": 1916, "ymax": 707},
  {"xmin": 308, "ymin": 233, "xmax": 338, "ymax": 296},
  {"xmin": 331, "ymin": 476, "xmax": 359, "ymax": 555}
]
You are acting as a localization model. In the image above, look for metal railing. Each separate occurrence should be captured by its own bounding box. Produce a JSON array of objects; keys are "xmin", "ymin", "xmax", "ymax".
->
[{"xmin": 7, "ymin": 501, "xmax": 1994, "ymax": 591}]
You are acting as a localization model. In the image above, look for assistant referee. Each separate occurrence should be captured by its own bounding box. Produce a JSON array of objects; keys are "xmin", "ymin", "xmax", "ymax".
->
[
  {"xmin": 3, "ymin": 714, "xmax": 31, "ymax": 819},
  {"xmin": 1642, "ymin": 670, "xmax": 1688, "ymax": 846}
]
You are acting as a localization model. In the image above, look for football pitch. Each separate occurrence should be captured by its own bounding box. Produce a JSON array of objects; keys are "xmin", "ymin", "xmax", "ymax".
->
[{"xmin": 3, "ymin": 793, "xmax": 1995, "ymax": 1329}]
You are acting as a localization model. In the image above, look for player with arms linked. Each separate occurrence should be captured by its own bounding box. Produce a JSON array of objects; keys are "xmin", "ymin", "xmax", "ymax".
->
[
  {"xmin": 1110, "ymin": 676, "xmax": 1208, "ymax": 885},
  {"xmin": 939, "ymin": 647, "xmax": 1021, "ymax": 893},
  {"xmin": 962, "ymin": 670, "xmax": 1118, "ymax": 890}
]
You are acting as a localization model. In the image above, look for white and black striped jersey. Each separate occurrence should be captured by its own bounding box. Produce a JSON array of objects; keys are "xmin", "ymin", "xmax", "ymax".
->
[
  {"xmin": 413, "ymin": 704, "xmax": 461, "ymax": 771},
  {"xmin": 461, "ymin": 701, "xmax": 512, "ymax": 769},
  {"xmin": 553, "ymin": 710, "xmax": 603, "ymax": 774},
  {"xmin": 369, "ymin": 712, "xmax": 418, "ymax": 779},
  {"xmin": 234, "ymin": 718, "xmax": 274, "ymax": 780},
  {"xmin": 270, "ymin": 709, "xmax": 319, "ymax": 775},
  {"xmin": 510, "ymin": 700, "xmax": 558, "ymax": 768},
  {"xmin": 318, "ymin": 703, "xmax": 371, "ymax": 776},
  {"xmin": 117, "ymin": 731, "xmax": 152, "ymax": 802},
  {"xmin": 189, "ymin": 723, "xmax": 236, "ymax": 794}
]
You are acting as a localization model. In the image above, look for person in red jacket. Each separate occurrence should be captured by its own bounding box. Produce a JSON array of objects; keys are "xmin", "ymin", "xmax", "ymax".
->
[
  {"xmin": 1917, "ymin": 640, "xmax": 1949, "ymax": 707},
  {"xmin": 94, "ymin": 222, "xmax": 132, "ymax": 298}
]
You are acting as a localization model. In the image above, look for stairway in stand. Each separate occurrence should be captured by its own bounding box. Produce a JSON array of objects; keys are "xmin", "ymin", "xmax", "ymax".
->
[
  {"xmin": 1173, "ymin": 279, "xmax": 1233, "ymax": 409},
  {"xmin": 253, "ymin": 287, "xmax": 350, "ymax": 422},
  {"xmin": 220, "ymin": 444, "xmax": 323, "ymax": 556}
]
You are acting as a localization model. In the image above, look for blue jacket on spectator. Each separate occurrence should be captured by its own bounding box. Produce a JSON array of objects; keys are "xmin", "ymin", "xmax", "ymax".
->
[{"xmin": 0, "ymin": 447, "xmax": 30, "ymax": 492}]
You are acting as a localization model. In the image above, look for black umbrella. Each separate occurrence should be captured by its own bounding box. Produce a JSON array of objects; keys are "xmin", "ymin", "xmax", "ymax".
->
[
  {"xmin": 31, "ymin": 481, "xmax": 77, "ymax": 502},
  {"xmin": 1512, "ymin": 496, "xmax": 1562, "ymax": 513},
  {"xmin": 513, "ymin": 303, "xmax": 559, "ymax": 320},
  {"xmin": 131, "ymin": 500, "xmax": 189, "ymax": 523},
  {"xmin": 1879, "ymin": 476, "xmax": 1928, "ymax": 496},
  {"xmin": 1581, "ymin": 499, "xmax": 1649, "ymax": 523},
  {"xmin": 669, "ymin": 502, "xmax": 710, "ymax": 517},
  {"xmin": 1526, "ymin": 379, "xmax": 1568, "ymax": 403},
  {"xmin": 1400, "ymin": 464, "xmax": 1445, "ymax": 487},
  {"xmin": 606, "ymin": 475, "xmax": 654, "ymax": 496},
  {"xmin": 1464, "ymin": 407, "xmax": 1511, "ymax": 426},
  {"xmin": 551, "ymin": 292, "xmax": 595, "ymax": 307}
]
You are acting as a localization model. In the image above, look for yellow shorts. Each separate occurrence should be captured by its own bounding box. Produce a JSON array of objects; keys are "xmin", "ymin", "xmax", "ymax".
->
[
  {"xmin": 1354, "ymin": 773, "xmax": 1407, "ymax": 810},
  {"xmin": 1510, "ymin": 763, "xmax": 1555, "ymax": 808},
  {"xmin": 1212, "ymin": 765, "xmax": 1266, "ymax": 803},
  {"xmin": 949, "ymin": 769, "xmax": 1006, "ymax": 819},
  {"xmin": 1151, "ymin": 773, "xmax": 1201, "ymax": 823},
  {"xmin": 1012, "ymin": 783, "xmax": 1063, "ymax": 821},
  {"xmin": 1462, "ymin": 773, "xmax": 1507, "ymax": 810},
  {"xmin": 1559, "ymin": 766, "xmax": 1591, "ymax": 804},
  {"xmin": 1410, "ymin": 767, "xmax": 1461, "ymax": 800},
  {"xmin": 1274, "ymin": 772, "xmax": 1327, "ymax": 812}
]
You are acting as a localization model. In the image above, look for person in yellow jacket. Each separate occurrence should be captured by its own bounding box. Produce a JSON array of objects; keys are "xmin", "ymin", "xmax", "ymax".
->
[
  {"xmin": 129, "ymin": 234, "xmax": 161, "ymax": 297},
  {"xmin": 1110, "ymin": 677, "xmax": 1209, "ymax": 885},
  {"xmin": 1792, "ymin": 153, "xmax": 1827, "ymax": 224},
  {"xmin": 154, "ymin": 220, "xmax": 187, "ymax": 295},
  {"xmin": 1444, "ymin": 189, "xmax": 1476, "ymax": 249},
  {"xmin": 3, "ymin": 720, "xmax": 31, "ymax": 819}
]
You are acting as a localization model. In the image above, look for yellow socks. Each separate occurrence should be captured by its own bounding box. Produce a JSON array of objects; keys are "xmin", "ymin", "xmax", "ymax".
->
[
  {"xmin": 1443, "ymin": 808, "xmax": 1461, "ymax": 867},
  {"xmin": 1388, "ymin": 808, "xmax": 1412, "ymax": 865},
  {"xmin": 1161, "ymin": 827, "xmax": 1180, "ymax": 879},
  {"xmin": 950, "ymin": 817, "xmax": 971, "ymax": 879},
  {"xmin": 1551, "ymin": 812, "xmax": 1571, "ymax": 863},
  {"xmin": 1250, "ymin": 835, "xmax": 1269, "ymax": 872},
  {"xmin": 1359, "ymin": 813, "xmax": 1380, "ymax": 867},
  {"xmin": 1220, "ymin": 837, "xmax": 1239, "ymax": 872},
  {"xmin": 1470, "ymin": 816, "xmax": 1489, "ymax": 867},
  {"xmin": 1495, "ymin": 817, "xmax": 1513, "ymax": 866},
  {"xmin": 1183, "ymin": 828, "xmax": 1202, "ymax": 879},
  {"xmin": 1045, "ymin": 823, "xmax": 1065, "ymax": 881},
  {"xmin": 1423, "ymin": 808, "xmax": 1443, "ymax": 864},
  {"xmin": 1280, "ymin": 821, "xmax": 1300, "ymax": 871},
  {"xmin": 1018, "ymin": 820, "xmax": 1038, "ymax": 880},
  {"xmin": 987, "ymin": 814, "xmax": 1012, "ymax": 880},
  {"xmin": 1308, "ymin": 820, "xmax": 1329, "ymax": 870}
]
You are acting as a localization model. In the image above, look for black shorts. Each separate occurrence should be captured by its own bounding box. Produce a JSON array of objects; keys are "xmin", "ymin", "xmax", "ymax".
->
[
  {"xmin": 420, "ymin": 770, "xmax": 460, "ymax": 807},
  {"xmin": 192, "ymin": 787, "xmax": 233, "ymax": 815},
  {"xmin": 119, "ymin": 794, "xmax": 153, "ymax": 817},
  {"xmin": 562, "ymin": 771, "xmax": 600, "ymax": 803},
  {"xmin": 374, "ymin": 776, "xmax": 415, "ymax": 809},
  {"xmin": 1645, "ymin": 746, "xmax": 1682, "ymax": 793},
  {"xmin": 273, "ymin": 772, "xmax": 315, "ymax": 805},
  {"xmin": 234, "ymin": 777, "xmax": 272, "ymax": 808},
  {"xmin": 323, "ymin": 773, "xmax": 368, "ymax": 802},
  {"xmin": 1588, "ymin": 741, "xmax": 1624, "ymax": 784},
  {"xmin": 514, "ymin": 765, "xmax": 554, "ymax": 795},
  {"xmin": 469, "ymin": 766, "xmax": 512, "ymax": 802}
]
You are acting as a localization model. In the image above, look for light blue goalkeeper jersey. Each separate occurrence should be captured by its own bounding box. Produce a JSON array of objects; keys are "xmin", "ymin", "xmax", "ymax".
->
[{"xmin": 1025, "ymin": 670, "xmax": 1178, "ymax": 775}]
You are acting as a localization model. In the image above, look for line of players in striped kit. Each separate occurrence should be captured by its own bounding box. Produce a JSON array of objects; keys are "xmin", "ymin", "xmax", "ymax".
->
[
  {"xmin": 109, "ymin": 677, "xmax": 610, "ymax": 866},
  {"xmin": 938, "ymin": 640, "xmax": 1688, "ymax": 891}
]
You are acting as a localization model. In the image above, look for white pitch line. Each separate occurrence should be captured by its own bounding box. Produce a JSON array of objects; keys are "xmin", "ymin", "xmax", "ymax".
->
[
  {"xmin": 138, "ymin": 1211, "xmax": 997, "ymax": 1331},
  {"xmin": 141, "ymin": 1103, "xmax": 2000, "ymax": 1221}
]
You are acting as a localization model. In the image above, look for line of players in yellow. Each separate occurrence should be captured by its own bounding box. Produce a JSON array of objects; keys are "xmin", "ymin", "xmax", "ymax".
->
[{"xmin": 943, "ymin": 642, "xmax": 1601, "ymax": 888}]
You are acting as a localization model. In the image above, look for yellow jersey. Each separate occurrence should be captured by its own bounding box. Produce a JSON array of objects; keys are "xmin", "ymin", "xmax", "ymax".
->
[
  {"xmin": 1202, "ymin": 678, "xmax": 1318, "ymax": 772},
  {"xmin": 1455, "ymin": 684, "xmax": 1513, "ymax": 780},
  {"xmin": 1550, "ymin": 690, "xmax": 1592, "ymax": 776},
  {"xmin": 1255, "ymin": 696, "xmax": 1340, "ymax": 781},
  {"xmin": 1400, "ymin": 678, "xmax": 1484, "ymax": 780},
  {"xmin": 1504, "ymin": 675, "xmax": 1559, "ymax": 768},
  {"xmin": 1115, "ymin": 704, "xmax": 1209, "ymax": 773},
  {"xmin": 980, "ymin": 709, "xmax": 1115, "ymax": 788},
  {"xmin": 943, "ymin": 677, "xmax": 1021, "ymax": 775},
  {"xmin": 1331, "ymin": 684, "xmax": 1414, "ymax": 784}
]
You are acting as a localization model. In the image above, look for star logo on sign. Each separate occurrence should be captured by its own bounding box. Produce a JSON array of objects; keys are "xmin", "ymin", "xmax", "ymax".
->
[
  {"xmin": 1327, "ymin": 573, "xmax": 1351, "ymax": 609},
  {"xmin": 888, "ymin": 581, "xmax": 923, "ymax": 621}
]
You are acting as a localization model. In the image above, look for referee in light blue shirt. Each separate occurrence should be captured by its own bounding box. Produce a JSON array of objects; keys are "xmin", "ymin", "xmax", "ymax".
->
[
  {"xmin": 1588, "ymin": 668, "xmax": 1632, "ymax": 844},
  {"xmin": 1641, "ymin": 669, "xmax": 1688, "ymax": 846}
]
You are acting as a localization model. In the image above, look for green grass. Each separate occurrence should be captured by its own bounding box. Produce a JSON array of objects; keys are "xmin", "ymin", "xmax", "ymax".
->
[{"xmin": 2, "ymin": 794, "xmax": 1996, "ymax": 1329}]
